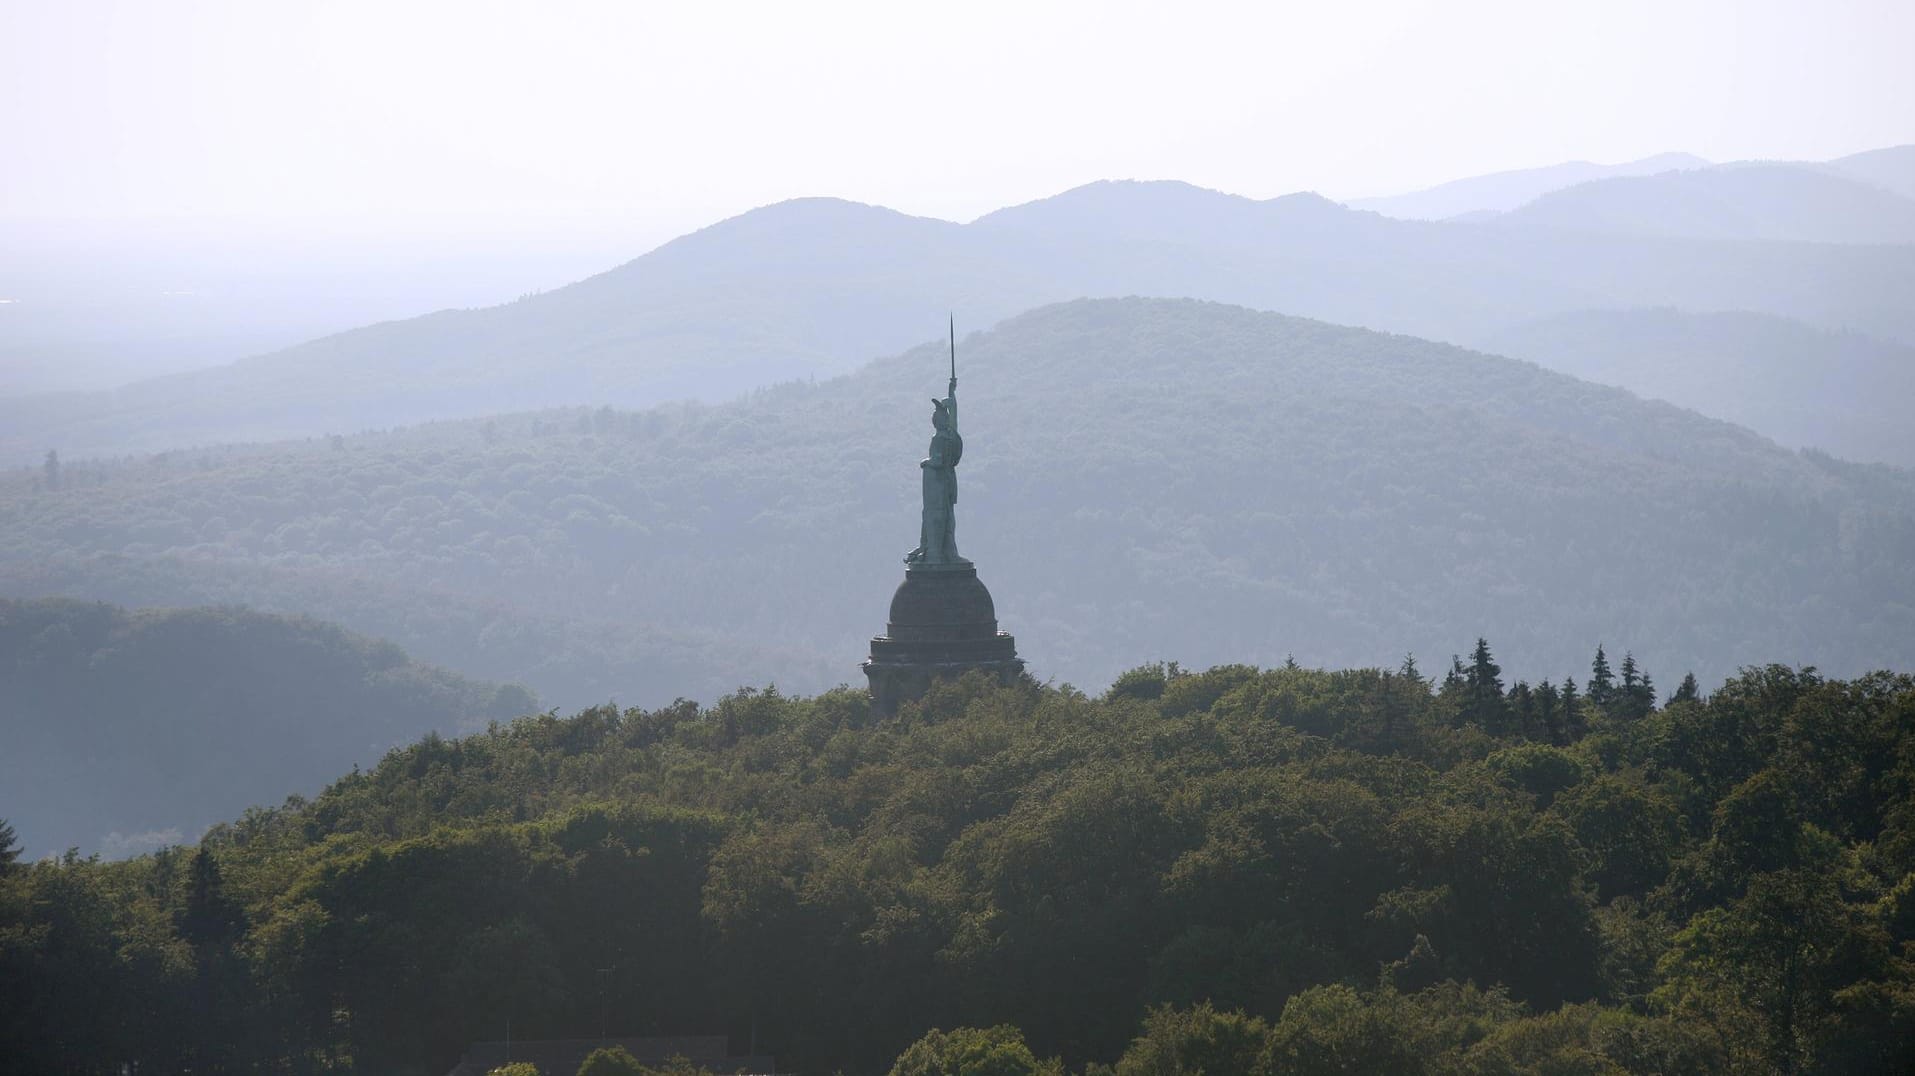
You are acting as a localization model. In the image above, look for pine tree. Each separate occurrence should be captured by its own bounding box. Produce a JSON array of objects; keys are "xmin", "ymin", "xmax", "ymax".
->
[
  {"xmin": 1399, "ymin": 653, "xmax": 1423, "ymax": 687},
  {"xmin": 1588, "ymin": 645, "xmax": 1615, "ymax": 707},
  {"xmin": 0, "ymin": 818, "xmax": 20, "ymax": 876},
  {"xmin": 1536, "ymin": 680, "xmax": 1565, "ymax": 744},
  {"xmin": 1509, "ymin": 680, "xmax": 1537, "ymax": 740},
  {"xmin": 177, "ymin": 845, "xmax": 248, "ymax": 1072},
  {"xmin": 1561, "ymin": 676, "xmax": 1586, "ymax": 741},
  {"xmin": 42, "ymin": 448, "xmax": 60, "ymax": 492},
  {"xmin": 1613, "ymin": 652, "xmax": 1656, "ymax": 720},
  {"xmin": 1464, "ymin": 638, "xmax": 1508, "ymax": 733},
  {"xmin": 178, "ymin": 846, "xmax": 244, "ymax": 953},
  {"xmin": 1671, "ymin": 671, "xmax": 1702, "ymax": 705}
]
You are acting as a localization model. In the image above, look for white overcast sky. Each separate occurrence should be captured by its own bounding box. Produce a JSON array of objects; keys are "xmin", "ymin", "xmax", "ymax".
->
[{"xmin": 3, "ymin": 0, "xmax": 1913, "ymax": 233}]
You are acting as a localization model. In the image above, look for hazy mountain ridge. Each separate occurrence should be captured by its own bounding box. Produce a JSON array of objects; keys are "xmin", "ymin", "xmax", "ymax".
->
[
  {"xmin": 0, "ymin": 596, "xmax": 536, "ymax": 858},
  {"xmin": 1494, "ymin": 164, "xmax": 1915, "ymax": 243},
  {"xmin": 1482, "ymin": 308, "xmax": 1915, "ymax": 466},
  {"xmin": 1819, "ymin": 143, "xmax": 1915, "ymax": 199},
  {"xmin": 4, "ymin": 298, "xmax": 1910, "ymax": 712},
  {"xmin": 1347, "ymin": 152, "xmax": 1712, "ymax": 220},
  {"xmin": 7, "ymin": 168, "xmax": 1915, "ymax": 462}
]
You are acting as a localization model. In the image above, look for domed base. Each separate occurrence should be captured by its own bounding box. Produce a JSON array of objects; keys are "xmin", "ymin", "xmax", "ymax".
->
[{"xmin": 865, "ymin": 564, "xmax": 1022, "ymax": 716}]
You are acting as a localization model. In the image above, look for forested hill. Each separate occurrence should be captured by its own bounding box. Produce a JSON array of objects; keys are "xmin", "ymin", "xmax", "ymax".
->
[
  {"xmin": 6, "ymin": 170, "xmax": 1913, "ymax": 461},
  {"xmin": 5, "ymin": 298, "xmax": 1913, "ymax": 710},
  {"xmin": 1483, "ymin": 308, "xmax": 1915, "ymax": 467},
  {"xmin": 5, "ymin": 661, "xmax": 1914, "ymax": 1073},
  {"xmin": 0, "ymin": 598, "xmax": 535, "ymax": 857}
]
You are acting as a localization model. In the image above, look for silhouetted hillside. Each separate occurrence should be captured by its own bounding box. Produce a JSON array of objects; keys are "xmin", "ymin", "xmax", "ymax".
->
[
  {"xmin": 1495, "ymin": 164, "xmax": 1915, "ymax": 243},
  {"xmin": 1483, "ymin": 308, "xmax": 1915, "ymax": 467},
  {"xmin": 0, "ymin": 598, "xmax": 536, "ymax": 857},
  {"xmin": 7, "ymin": 176, "xmax": 1914, "ymax": 461},
  {"xmin": 1347, "ymin": 152, "xmax": 1710, "ymax": 219},
  {"xmin": 1822, "ymin": 143, "xmax": 1915, "ymax": 199},
  {"xmin": 5, "ymin": 299, "xmax": 1911, "ymax": 712}
]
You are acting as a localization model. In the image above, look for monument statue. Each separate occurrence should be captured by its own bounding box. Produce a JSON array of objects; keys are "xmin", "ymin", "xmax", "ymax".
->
[
  {"xmin": 906, "ymin": 348, "xmax": 965, "ymax": 566},
  {"xmin": 864, "ymin": 317, "xmax": 1022, "ymax": 716}
]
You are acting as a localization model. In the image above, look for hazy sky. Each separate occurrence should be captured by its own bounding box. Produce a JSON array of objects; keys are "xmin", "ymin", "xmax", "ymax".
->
[{"xmin": 4, "ymin": 0, "xmax": 1912, "ymax": 237}]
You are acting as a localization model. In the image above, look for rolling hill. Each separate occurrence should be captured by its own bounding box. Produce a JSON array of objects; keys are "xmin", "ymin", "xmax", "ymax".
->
[
  {"xmin": 4, "ymin": 299, "xmax": 1911, "ymax": 714},
  {"xmin": 1821, "ymin": 143, "xmax": 1915, "ymax": 199},
  {"xmin": 1346, "ymin": 152, "xmax": 1710, "ymax": 220},
  {"xmin": 1482, "ymin": 308, "xmax": 1915, "ymax": 467},
  {"xmin": 5, "ymin": 176, "xmax": 1914, "ymax": 462},
  {"xmin": 1494, "ymin": 163, "xmax": 1915, "ymax": 244},
  {"xmin": 0, "ymin": 598, "xmax": 536, "ymax": 858}
]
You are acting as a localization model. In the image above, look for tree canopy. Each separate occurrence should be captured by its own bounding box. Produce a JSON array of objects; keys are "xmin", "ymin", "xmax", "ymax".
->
[{"xmin": 4, "ymin": 648, "xmax": 1913, "ymax": 1074}]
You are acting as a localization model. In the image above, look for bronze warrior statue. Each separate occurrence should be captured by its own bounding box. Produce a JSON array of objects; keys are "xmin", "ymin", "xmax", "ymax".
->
[{"xmin": 907, "ymin": 372, "xmax": 963, "ymax": 565}]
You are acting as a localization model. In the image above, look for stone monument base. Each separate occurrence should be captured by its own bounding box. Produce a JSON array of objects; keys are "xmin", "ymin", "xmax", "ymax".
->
[{"xmin": 864, "ymin": 563, "xmax": 1022, "ymax": 717}]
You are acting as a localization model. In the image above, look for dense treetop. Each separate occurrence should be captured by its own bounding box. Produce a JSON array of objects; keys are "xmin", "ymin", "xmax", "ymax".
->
[
  {"xmin": 4, "ymin": 647, "xmax": 1913, "ymax": 1074},
  {"xmin": 4, "ymin": 299, "xmax": 1912, "ymax": 710},
  {"xmin": 0, "ymin": 597, "xmax": 534, "ymax": 857}
]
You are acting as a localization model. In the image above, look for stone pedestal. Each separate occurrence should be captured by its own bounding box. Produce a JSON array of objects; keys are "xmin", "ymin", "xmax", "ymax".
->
[{"xmin": 864, "ymin": 561, "xmax": 1022, "ymax": 717}]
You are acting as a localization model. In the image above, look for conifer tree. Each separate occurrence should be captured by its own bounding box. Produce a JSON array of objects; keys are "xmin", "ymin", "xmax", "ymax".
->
[
  {"xmin": 1671, "ymin": 671, "xmax": 1702, "ymax": 705},
  {"xmin": 1463, "ymin": 638, "xmax": 1508, "ymax": 733},
  {"xmin": 178, "ymin": 846, "xmax": 244, "ymax": 952},
  {"xmin": 1588, "ymin": 645, "xmax": 1615, "ymax": 707},
  {"xmin": 1508, "ymin": 680, "xmax": 1537, "ymax": 740},
  {"xmin": 1612, "ymin": 652, "xmax": 1656, "ymax": 720},
  {"xmin": 0, "ymin": 818, "xmax": 19, "ymax": 876},
  {"xmin": 1535, "ymin": 680, "xmax": 1565, "ymax": 744},
  {"xmin": 1561, "ymin": 676, "xmax": 1586, "ymax": 740}
]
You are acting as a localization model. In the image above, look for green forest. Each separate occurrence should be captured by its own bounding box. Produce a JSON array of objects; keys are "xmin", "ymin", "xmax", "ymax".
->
[
  {"xmin": 0, "ymin": 598, "xmax": 534, "ymax": 857},
  {"xmin": 5, "ymin": 299, "xmax": 1913, "ymax": 712},
  {"xmin": 5, "ymin": 644, "xmax": 1913, "ymax": 1074}
]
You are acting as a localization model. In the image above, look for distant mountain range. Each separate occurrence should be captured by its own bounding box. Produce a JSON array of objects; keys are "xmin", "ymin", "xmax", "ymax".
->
[
  {"xmin": 1347, "ymin": 144, "xmax": 1915, "ymax": 220},
  {"xmin": 5, "ymin": 157, "xmax": 1913, "ymax": 464},
  {"xmin": 5, "ymin": 299, "xmax": 1911, "ymax": 715},
  {"xmin": 1347, "ymin": 152, "xmax": 1712, "ymax": 220},
  {"xmin": 1491, "ymin": 164, "xmax": 1915, "ymax": 244},
  {"xmin": 1816, "ymin": 144, "xmax": 1915, "ymax": 199}
]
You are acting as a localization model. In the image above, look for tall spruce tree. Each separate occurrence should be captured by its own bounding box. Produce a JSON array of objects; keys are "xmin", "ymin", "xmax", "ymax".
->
[
  {"xmin": 1561, "ymin": 676, "xmax": 1586, "ymax": 740},
  {"xmin": 1508, "ymin": 680, "xmax": 1537, "ymax": 740},
  {"xmin": 1614, "ymin": 652, "xmax": 1656, "ymax": 720},
  {"xmin": 1588, "ymin": 645, "xmax": 1615, "ymax": 707},
  {"xmin": 1535, "ymin": 680, "xmax": 1565, "ymax": 745},
  {"xmin": 1464, "ymin": 638, "xmax": 1508, "ymax": 733},
  {"xmin": 1671, "ymin": 672, "xmax": 1702, "ymax": 705},
  {"xmin": 0, "ymin": 818, "xmax": 19, "ymax": 876}
]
